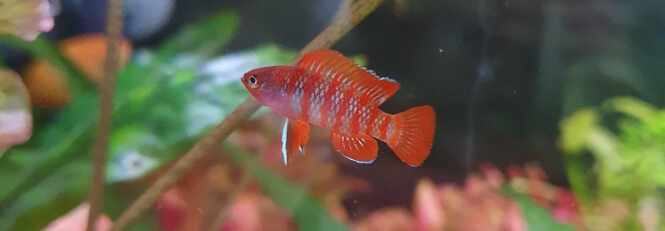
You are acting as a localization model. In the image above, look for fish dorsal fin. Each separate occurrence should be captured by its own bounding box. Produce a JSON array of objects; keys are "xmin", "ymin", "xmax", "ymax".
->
[{"xmin": 298, "ymin": 49, "xmax": 400, "ymax": 104}]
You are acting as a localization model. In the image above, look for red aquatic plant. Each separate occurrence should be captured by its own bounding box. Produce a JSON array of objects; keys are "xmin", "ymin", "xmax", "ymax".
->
[
  {"xmin": 507, "ymin": 163, "xmax": 581, "ymax": 227},
  {"xmin": 353, "ymin": 163, "xmax": 584, "ymax": 231},
  {"xmin": 412, "ymin": 167, "xmax": 526, "ymax": 231}
]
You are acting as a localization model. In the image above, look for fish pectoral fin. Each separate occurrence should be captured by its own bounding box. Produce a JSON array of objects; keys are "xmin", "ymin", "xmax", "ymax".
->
[
  {"xmin": 282, "ymin": 119, "xmax": 310, "ymax": 165},
  {"xmin": 331, "ymin": 132, "xmax": 378, "ymax": 164}
]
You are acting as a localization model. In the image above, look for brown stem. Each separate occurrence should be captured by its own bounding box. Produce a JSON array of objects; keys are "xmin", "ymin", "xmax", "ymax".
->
[
  {"xmin": 86, "ymin": 0, "xmax": 124, "ymax": 230},
  {"xmin": 109, "ymin": 0, "xmax": 385, "ymax": 230}
]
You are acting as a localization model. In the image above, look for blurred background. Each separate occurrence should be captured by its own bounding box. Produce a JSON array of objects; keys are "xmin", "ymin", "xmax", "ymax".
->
[{"xmin": 1, "ymin": 0, "xmax": 664, "ymax": 230}]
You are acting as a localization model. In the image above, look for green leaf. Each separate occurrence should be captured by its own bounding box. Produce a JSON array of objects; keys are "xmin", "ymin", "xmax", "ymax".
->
[
  {"xmin": 596, "ymin": 59, "xmax": 655, "ymax": 101},
  {"xmin": 603, "ymin": 96, "xmax": 656, "ymax": 122},
  {"xmin": 159, "ymin": 10, "xmax": 239, "ymax": 57},
  {"xmin": 503, "ymin": 186, "xmax": 576, "ymax": 231},
  {"xmin": 560, "ymin": 108, "xmax": 599, "ymax": 154},
  {"xmin": 585, "ymin": 127, "xmax": 621, "ymax": 171},
  {"xmin": 0, "ymin": 90, "xmax": 97, "ymax": 204},
  {"xmin": 0, "ymin": 158, "xmax": 90, "ymax": 231},
  {"xmin": 106, "ymin": 44, "xmax": 297, "ymax": 182},
  {"xmin": 561, "ymin": 96, "xmax": 665, "ymax": 226},
  {"xmin": 226, "ymin": 145, "xmax": 350, "ymax": 231}
]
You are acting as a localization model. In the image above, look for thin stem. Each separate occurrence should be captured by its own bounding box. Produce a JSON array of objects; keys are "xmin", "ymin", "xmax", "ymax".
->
[
  {"xmin": 109, "ymin": 0, "xmax": 385, "ymax": 230},
  {"xmin": 87, "ymin": 0, "xmax": 124, "ymax": 230}
]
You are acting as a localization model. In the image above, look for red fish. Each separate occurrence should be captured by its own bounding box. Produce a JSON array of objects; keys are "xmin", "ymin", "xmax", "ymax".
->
[{"xmin": 241, "ymin": 49, "xmax": 436, "ymax": 166}]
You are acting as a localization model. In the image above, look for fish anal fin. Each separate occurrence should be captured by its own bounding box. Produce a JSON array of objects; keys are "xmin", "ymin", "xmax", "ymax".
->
[
  {"xmin": 331, "ymin": 132, "xmax": 378, "ymax": 164},
  {"xmin": 298, "ymin": 49, "xmax": 400, "ymax": 104},
  {"xmin": 282, "ymin": 119, "xmax": 310, "ymax": 165}
]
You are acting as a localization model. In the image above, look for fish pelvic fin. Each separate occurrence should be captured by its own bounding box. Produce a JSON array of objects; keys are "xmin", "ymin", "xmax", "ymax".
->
[
  {"xmin": 282, "ymin": 119, "xmax": 310, "ymax": 165},
  {"xmin": 384, "ymin": 105, "xmax": 436, "ymax": 167}
]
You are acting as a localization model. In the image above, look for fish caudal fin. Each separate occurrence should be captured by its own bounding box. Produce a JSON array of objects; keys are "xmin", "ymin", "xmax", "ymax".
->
[{"xmin": 385, "ymin": 106, "xmax": 436, "ymax": 167}]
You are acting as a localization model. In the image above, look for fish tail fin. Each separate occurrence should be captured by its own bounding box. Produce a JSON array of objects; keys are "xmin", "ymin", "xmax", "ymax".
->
[{"xmin": 385, "ymin": 105, "xmax": 436, "ymax": 167}]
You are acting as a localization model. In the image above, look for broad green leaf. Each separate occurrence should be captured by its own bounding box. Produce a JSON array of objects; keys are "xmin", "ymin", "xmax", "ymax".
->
[
  {"xmin": 0, "ymin": 90, "xmax": 97, "ymax": 203},
  {"xmin": 560, "ymin": 108, "xmax": 598, "ymax": 154},
  {"xmin": 585, "ymin": 127, "xmax": 621, "ymax": 171},
  {"xmin": 159, "ymin": 10, "xmax": 239, "ymax": 57},
  {"xmin": 0, "ymin": 159, "xmax": 90, "ymax": 231},
  {"xmin": 106, "ymin": 44, "xmax": 297, "ymax": 182},
  {"xmin": 503, "ymin": 186, "xmax": 576, "ymax": 231},
  {"xmin": 604, "ymin": 96, "xmax": 656, "ymax": 122},
  {"xmin": 226, "ymin": 145, "xmax": 350, "ymax": 231},
  {"xmin": 596, "ymin": 59, "xmax": 655, "ymax": 101},
  {"xmin": 561, "ymin": 96, "xmax": 665, "ymax": 227}
]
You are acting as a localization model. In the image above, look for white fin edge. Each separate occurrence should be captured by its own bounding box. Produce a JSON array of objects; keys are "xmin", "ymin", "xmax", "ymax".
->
[{"xmin": 281, "ymin": 119, "xmax": 289, "ymax": 165}]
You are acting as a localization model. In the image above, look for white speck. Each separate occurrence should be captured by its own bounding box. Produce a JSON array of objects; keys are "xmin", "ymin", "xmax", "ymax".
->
[{"xmin": 107, "ymin": 150, "xmax": 158, "ymax": 183}]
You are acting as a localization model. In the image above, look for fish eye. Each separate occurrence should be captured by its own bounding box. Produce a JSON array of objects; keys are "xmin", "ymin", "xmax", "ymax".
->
[{"xmin": 248, "ymin": 75, "xmax": 258, "ymax": 88}]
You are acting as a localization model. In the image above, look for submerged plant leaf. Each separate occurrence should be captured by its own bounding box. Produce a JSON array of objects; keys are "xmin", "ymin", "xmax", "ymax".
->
[
  {"xmin": 585, "ymin": 127, "xmax": 621, "ymax": 171},
  {"xmin": 560, "ymin": 108, "xmax": 598, "ymax": 154},
  {"xmin": 0, "ymin": 158, "xmax": 90, "ymax": 231},
  {"xmin": 503, "ymin": 186, "xmax": 577, "ymax": 231},
  {"xmin": 106, "ymin": 44, "xmax": 296, "ymax": 182},
  {"xmin": 597, "ymin": 59, "xmax": 655, "ymax": 101},
  {"xmin": 604, "ymin": 97, "xmax": 656, "ymax": 122},
  {"xmin": 226, "ymin": 144, "xmax": 350, "ymax": 231},
  {"xmin": 561, "ymin": 96, "xmax": 665, "ymax": 229},
  {"xmin": 159, "ymin": 10, "xmax": 239, "ymax": 57}
]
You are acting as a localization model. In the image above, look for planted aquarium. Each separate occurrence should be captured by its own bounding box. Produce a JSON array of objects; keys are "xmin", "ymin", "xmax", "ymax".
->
[{"xmin": 0, "ymin": 0, "xmax": 664, "ymax": 230}]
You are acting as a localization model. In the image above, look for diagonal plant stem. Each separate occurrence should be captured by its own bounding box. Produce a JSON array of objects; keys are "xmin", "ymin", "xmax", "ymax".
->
[
  {"xmin": 109, "ymin": 0, "xmax": 385, "ymax": 230},
  {"xmin": 87, "ymin": 0, "xmax": 124, "ymax": 230}
]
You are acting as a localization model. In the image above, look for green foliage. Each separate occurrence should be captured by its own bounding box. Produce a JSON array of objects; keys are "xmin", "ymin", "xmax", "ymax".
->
[
  {"xmin": 560, "ymin": 96, "xmax": 665, "ymax": 229},
  {"xmin": 503, "ymin": 186, "xmax": 576, "ymax": 231},
  {"xmin": 106, "ymin": 44, "xmax": 294, "ymax": 183},
  {"xmin": 158, "ymin": 10, "xmax": 239, "ymax": 57},
  {"xmin": 0, "ymin": 10, "xmax": 301, "ymax": 230},
  {"xmin": 225, "ymin": 145, "xmax": 351, "ymax": 231}
]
